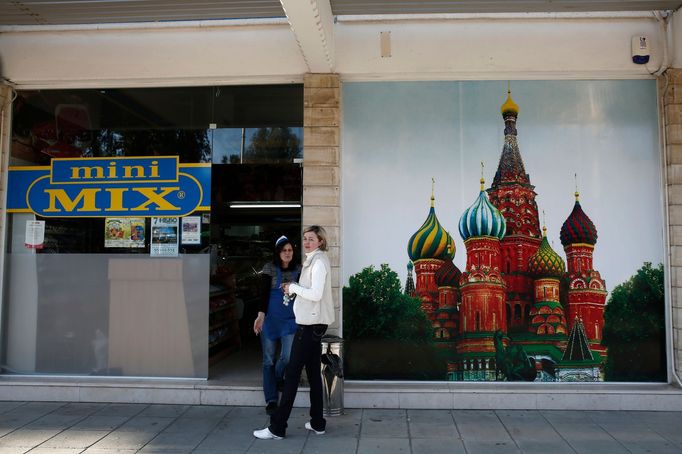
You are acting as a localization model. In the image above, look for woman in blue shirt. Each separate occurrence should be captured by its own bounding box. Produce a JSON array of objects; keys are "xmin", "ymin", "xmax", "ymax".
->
[{"xmin": 253, "ymin": 235, "xmax": 301, "ymax": 415}]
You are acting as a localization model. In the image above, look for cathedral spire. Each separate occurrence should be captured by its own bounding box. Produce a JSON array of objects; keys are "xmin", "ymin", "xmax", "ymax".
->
[{"xmin": 492, "ymin": 87, "xmax": 530, "ymax": 188}]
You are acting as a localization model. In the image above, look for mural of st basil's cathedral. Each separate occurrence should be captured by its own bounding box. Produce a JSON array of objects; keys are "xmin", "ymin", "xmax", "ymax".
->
[{"xmin": 405, "ymin": 91, "xmax": 607, "ymax": 382}]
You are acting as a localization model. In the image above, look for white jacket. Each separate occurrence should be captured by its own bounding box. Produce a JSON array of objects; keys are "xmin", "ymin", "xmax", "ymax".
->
[{"xmin": 289, "ymin": 249, "xmax": 335, "ymax": 325}]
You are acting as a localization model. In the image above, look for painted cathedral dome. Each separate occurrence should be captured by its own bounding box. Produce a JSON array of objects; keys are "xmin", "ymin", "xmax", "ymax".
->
[
  {"xmin": 528, "ymin": 228, "xmax": 566, "ymax": 278},
  {"xmin": 435, "ymin": 260, "xmax": 461, "ymax": 288},
  {"xmin": 408, "ymin": 195, "xmax": 456, "ymax": 261},
  {"xmin": 459, "ymin": 179, "xmax": 506, "ymax": 241},
  {"xmin": 560, "ymin": 192, "xmax": 598, "ymax": 246},
  {"xmin": 500, "ymin": 90, "xmax": 519, "ymax": 117}
]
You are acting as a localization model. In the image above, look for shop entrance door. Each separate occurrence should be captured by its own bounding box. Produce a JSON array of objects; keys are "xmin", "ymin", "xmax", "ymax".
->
[{"xmin": 207, "ymin": 149, "xmax": 302, "ymax": 382}]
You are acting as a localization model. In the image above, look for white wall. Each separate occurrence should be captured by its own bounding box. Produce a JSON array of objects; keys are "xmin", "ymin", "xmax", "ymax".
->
[{"xmin": 0, "ymin": 14, "xmax": 667, "ymax": 88}]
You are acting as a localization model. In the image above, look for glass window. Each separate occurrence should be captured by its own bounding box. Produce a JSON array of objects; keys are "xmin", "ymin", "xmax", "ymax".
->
[{"xmin": 4, "ymin": 84, "xmax": 303, "ymax": 378}]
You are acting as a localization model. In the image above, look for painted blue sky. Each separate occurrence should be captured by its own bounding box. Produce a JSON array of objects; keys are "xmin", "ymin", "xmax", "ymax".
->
[{"xmin": 342, "ymin": 80, "xmax": 663, "ymax": 292}]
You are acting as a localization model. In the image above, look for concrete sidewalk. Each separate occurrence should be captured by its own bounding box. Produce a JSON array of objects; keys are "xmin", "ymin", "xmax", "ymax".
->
[{"xmin": 0, "ymin": 401, "xmax": 680, "ymax": 453}]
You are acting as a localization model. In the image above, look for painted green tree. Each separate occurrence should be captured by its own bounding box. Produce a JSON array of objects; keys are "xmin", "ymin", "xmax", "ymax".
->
[
  {"xmin": 343, "ymin": 264, "xmax": 445, "ymax": 379},
  {"xmin": 602, "ymin": 262, "xmax": 666, "ymax": 381}
]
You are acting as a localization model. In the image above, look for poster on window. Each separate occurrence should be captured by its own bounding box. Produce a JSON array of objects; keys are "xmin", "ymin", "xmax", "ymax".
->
[
  {"xmin": 150, "ymin": 217, "xmax": 179, "ymax": 257},
  {"xmin": 181, "ymin": 216, "xmax": 201, "ymax": 245},
  {"xmin": 104, "ymin": 217, "xmax": 145, "ymax": 248},
  {"xmin": 341, "ymin": 80, "xmax": 665, "ymax": 383},
  {"xmin": 25, "ymin": 220, "xmax": 45, "ymax": 249}
]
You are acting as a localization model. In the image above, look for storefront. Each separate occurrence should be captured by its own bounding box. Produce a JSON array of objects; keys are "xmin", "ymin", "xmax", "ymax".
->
[{"xmin": 1, "ymin": 3, "xmax": 682, "ymax": 409}]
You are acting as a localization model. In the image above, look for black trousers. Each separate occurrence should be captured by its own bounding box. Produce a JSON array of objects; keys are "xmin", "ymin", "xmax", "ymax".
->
[{"xmin": 269, "ymin": 324, "xmax": 327, "ymax": 437}]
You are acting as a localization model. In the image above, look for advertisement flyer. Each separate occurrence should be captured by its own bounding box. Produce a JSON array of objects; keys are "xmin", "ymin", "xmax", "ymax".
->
[
  {"xmin": 25, "ymin": 220, "xmax": 45, "ymax": 249},
  {"xmin": 181, "ymin": 216, "xmax": 201, "ymax": 245},
  {"xmin": 151, "ymin": 217, "xmax": 179, "ymax": 257},
  {"xmin": 104, "ymin": 217, "xmax": 145, "ymax": 248}
]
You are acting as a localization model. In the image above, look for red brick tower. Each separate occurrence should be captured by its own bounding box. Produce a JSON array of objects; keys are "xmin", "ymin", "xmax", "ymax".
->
[
  {"xmin": 560, "ymin": 191, "xmax": 607, "ymax": 360},
  {"xmin": 487, "ymin": 90, "xmax": 542, "ymax": 333},
  {"xmin": 407, "ymin": 184, "xmax": 455, "ymax": 319},
  {"xmin": 456, "ymin": 176, "xmax": 508, "ymax": 380}
]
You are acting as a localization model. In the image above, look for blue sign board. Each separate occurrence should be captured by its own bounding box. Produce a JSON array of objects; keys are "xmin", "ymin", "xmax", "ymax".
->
[{"xmin": 7, "ymin": 157, "xmax": 211, "ymax": 217}]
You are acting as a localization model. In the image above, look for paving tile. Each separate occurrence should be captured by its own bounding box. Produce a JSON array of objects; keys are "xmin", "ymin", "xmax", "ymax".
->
[
  {"xmin": 25, "ymin": 413, "xmax": 86, "ymax": 430},
  {"xmin": 87, "ymin": 430, "xmax": 159, "ymax": 450},
  {"xmin": 357, "ymin": 437, "xmax": 411, "ymax": 453},
  {"xmin": 180, "ymin": 405, "xmax": 231, "ymax": 420},
  {"xmin": 52, "ymin": 403, "xmax": 106, "ymax": 417},
  {"xmin": 137, "ymin": 404, "xmax": 189, "ymax": 418},
  {"xmin": 115, "ymin": 416, "xmax": 174, "ymax": 433},
  {"xmin": 541, "ymin": 410, "xmax": 628, "ymax": 454},
  {"xmin": 0, "ymin": 402, "xmax": 27, "ymax": 415},
  {"xmin": 24, "ymin": 449, "xmax": 83, "ymax": 454},
  {"xmin": 408, "ymin": 409, "xmax": 458, "ymax": 438},
  {"xmin": 193, "ymin": 431, "xmax": 255, "ymax": 454},
  {"xmin": 452, "ymin": 410, "xmax": 511, "ymax": 442},
  {"xmin": 320, "ymin": 409, "xmax": 362, "ymax": 438},
  {"xmin": 70, "ymin": 415, "xmax": 130, "ymax": 431},
  {"xmin": 0, "ymin": 428, "xmax": 61, "ymax": 448},
  {"xmin": 496, "ymin": 410, "xmax": 574, "ymax": 453},
  {"xmin": 463, "ymin": 440, "xmax": 521, "ymax": 454},
  {"xmin": 93, "ymin": 404, "xmax": 147, "ymax": 417},
  {"xmin": 0, "ymin": 448, "xmax": 28, "ymax": 454},
  {"xmin": 247, "ymin": 435, "xmax": 307, "ymax": 454},
  {"xmin": 139, "ymin": 428, "xmax": 212, "ymax": 451},
  {"xmin": 39, "ymin": 429, "xmax": 109, "ymax": 449},
  {"xmin": 361, "ymin": 409, "xmax": 408, "ymax": 438},
  {"xmin": 302, "ymin": 435, "xmax": 358, "ymax": 454},
  {"xmin": 411, "ymin": 437, "xmax": 466, "ymax": 454},
  {"xmin": 81, "ymin": 448, "xmax": 137, "ymax": 453}
]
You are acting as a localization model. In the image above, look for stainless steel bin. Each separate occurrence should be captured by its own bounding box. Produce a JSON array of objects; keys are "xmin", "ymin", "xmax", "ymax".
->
[{"xmin": 320, "ymin": 335, "xmax": 344, "ymax": 416}]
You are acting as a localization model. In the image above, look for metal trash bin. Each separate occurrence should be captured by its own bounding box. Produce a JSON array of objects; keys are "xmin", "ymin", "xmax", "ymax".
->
[{"xmin": 320, "ymin": 335, "xmax": 344, "ymax": 416}]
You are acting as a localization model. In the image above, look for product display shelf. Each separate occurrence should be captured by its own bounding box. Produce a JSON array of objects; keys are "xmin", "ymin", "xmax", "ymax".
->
[{"xmin": 208, "ymin": 285, "xmax": 241, "ymax": 365}]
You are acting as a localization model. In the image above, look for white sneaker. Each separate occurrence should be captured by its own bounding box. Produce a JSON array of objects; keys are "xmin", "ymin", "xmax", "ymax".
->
[
  {"xmin": 253, "ymin": 427, "xmax": 283, "ymax": 440},
  {"xmin": 305, "ymin": 421, "xmax": 325, "ymax": 435}
]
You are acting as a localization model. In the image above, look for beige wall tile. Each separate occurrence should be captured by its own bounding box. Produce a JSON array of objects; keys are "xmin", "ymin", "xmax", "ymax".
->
[
  {"xmin": 303, "ymin": 205, "xmax": 340, "ymax": 227},
  {"xmin": 303, "ymin": 185, "xmax": 340, "ymax": 206},
  {"xmin": 304, "ymin": 147, "xmax": 339, "ymax": 166},
  {"xmin": 666, "ymin": 104, "xmax": 682, "ymax": 125},
  {"xmin": 668, "ymin": 165, "xmax": 682, "ymax": 186},
  {"xmin": 667, "ymin": 125, "xmax": 682, "ymax": 145},
  {"xmin": 667, "ymin": 144, "xmax": 682, "ymax": 165},
  {"xmin": 304, "ymin": 88, "xmax": 340, "ymax": 108},
  {"xmin": 304, "ymin": 107, "xmax": 340, "ymax": 127},
  {"xmin": 304, "ymin": 126, "xmax": 340, "ymax": 147},
  {"xmin": 303, "ymin": 73, "xmax": 340, "ymax": 89},
  {"xmin": 668, "ymin": 184, "xmax": 682, "ymax": 205},
  {"xmin": 303, "ymin": 166, "xmax": 339, "ymax": 185}
]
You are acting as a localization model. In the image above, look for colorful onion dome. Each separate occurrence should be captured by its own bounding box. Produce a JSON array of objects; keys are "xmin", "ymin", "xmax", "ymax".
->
[
  {"xmin": 435, "ymin": 260, "xmax": 461, "ymax": 288},
  {"xmin": 560, "ymin": 191, "xmax": 598, "ymax": 246},
  {"xmin": 459, "ymin": 177, "xmax": 506, "ymax": 241},
  {"xmin": 501, "ymin": 90, "xmax": 519, "ymax": 117},
  {"xmin": 408, "ymin": 192, "xmax": 456, "ymax": 261},
  {"xmin": 529, "ymin": 227, "xmax": 566, "ymax": 277}
]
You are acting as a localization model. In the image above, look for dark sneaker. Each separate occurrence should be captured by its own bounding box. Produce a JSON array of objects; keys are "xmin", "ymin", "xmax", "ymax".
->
[{"xmin": 265, "ymin": 402, "xmax": 278, "ymax": 416}]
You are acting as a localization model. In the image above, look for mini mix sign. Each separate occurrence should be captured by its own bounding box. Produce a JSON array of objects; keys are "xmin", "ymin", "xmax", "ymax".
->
[{"xmin": 7, "ymin": 156, "xmax": 211, "ymax": 217}]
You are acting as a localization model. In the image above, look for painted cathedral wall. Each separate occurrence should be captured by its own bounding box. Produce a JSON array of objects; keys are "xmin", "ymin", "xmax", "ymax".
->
[{"xmin": 341, "ymin": 80, "xmax": 666, "ymax": 382}]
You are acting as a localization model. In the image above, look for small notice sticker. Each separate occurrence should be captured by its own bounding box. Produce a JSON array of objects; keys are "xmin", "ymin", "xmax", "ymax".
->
[{"xmin": 25, "ymin": 220, "xmax": 45, "ymax": 249}]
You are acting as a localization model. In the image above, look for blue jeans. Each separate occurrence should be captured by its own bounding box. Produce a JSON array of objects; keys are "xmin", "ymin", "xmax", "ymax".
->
[{"xmin": 261, "ymin": 332, "xmax": 295, "ymax": 404}]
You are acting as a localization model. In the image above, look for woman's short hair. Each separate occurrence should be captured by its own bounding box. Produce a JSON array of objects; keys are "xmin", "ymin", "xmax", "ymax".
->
[{"xmin": 303, "ymin": 225, "xmax": 328, "ymax": 251}]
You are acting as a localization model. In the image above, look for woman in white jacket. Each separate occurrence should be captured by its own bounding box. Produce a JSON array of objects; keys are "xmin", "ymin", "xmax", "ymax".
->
[{"xmin": 254, "ymin": 225, "xmax": 335, "ymax": 440}]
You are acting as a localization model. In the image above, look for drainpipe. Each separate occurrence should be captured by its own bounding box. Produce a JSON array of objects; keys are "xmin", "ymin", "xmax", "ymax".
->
[{"xmin": 660, "ymin": 69, "xmax": 682, "ymax": 388}]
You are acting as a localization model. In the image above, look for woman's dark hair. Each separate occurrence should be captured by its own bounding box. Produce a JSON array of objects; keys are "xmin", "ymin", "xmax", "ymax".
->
[{"xmin": 273, "ymin": 236, "xmax": 297, "ymax": 269}]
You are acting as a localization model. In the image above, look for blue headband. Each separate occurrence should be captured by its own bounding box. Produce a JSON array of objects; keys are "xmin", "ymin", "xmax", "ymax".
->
[{"xmin": 275, "ymin": 235, "xmax": 289, "ymax": 247}]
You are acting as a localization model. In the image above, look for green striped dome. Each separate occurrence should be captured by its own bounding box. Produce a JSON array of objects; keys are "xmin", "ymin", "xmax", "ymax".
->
[
  {"xmin": 408, "ymin": 199, "xmax": 455, "ymax": 261},
  {"xmin": 528, "ymin": 231, "xmax": 566, "ymax": 278}
]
